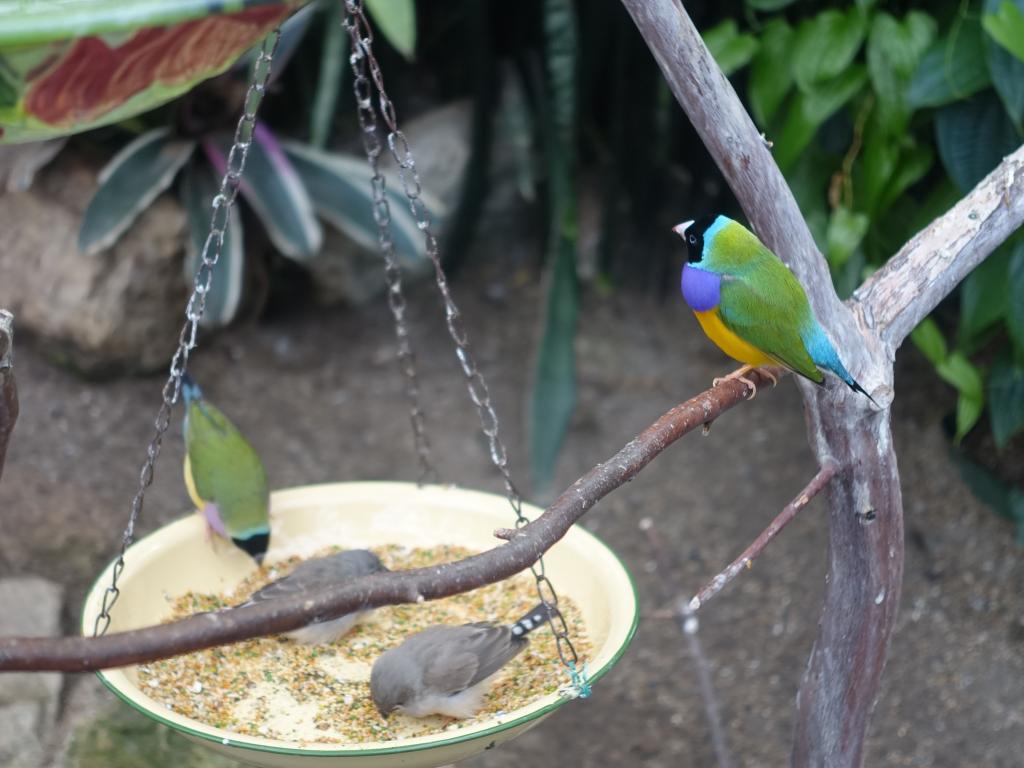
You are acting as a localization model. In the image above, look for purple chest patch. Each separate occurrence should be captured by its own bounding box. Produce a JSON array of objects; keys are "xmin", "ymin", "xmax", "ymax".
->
[{"xmin": 681, "ymin": 264, "xmax": 721, "ymax": 311}]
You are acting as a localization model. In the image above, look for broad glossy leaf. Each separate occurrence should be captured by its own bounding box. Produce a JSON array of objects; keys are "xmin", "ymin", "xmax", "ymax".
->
[
  {"xmin": 543, "ymin": 0, "xmax": 577, "ymax": 155},
  {"xmin": 749, "ymin": 19, "xmax": 794, "ymax": 125},
  {"xmin": 910, "ymin": 317, "xmax": 948, "ymax": 367},
  {"xmin": 876, "ymin": 142, "xmax": 934, "ymax": 213},
  {"xmin": 365, "ymin": 0, "xmax": 416, "ymax": 60},
  {"xmin": 867, "ymin": 11, "xmax": 937, "ymax": 132},
  {"xmin": 791, "ymin": 8, "xmax": 867, "ymax": 93},
  {"xmin": 280, "ymin": 141, "xmax": 445, "ymax": 269},
  {"xmin": 746, "ymin": 0, "xmax": 796, "ymax": 9},
  {"xmin": 79, "ymin": 127, "xmax": 195, "ymax": 255},
  {"xmin": 207, "ymin": 125, "xmax": 322, "ymax": 261},
  {"xmin": 954, "ymin": 390, "xmax": 984, "ymax": 443},
  {"xmin": 989, "ymin": 350, "xmax": 1024, "ymax": 446},
  {"xmin": 181, "ymin": 160, "xmax": 245, "ymax": 329},
  {"xmin": 311, "ymin": 0, "xmax": 348, "ymax": 148},
  {"xmin": 959, "ymin": 243, "xmax": 1012, "ymax": 348},
  {"xmin": 1009, "ymin": 236, "xmax": 1024, "ymax": 347},
  {"xmin": 935, "ymin": 91, "xmax": 1021, "ymax": 192},
  {"xmin": 938, "ymin": 351, "xmax": 984, "ymax": 399},
  {"xmin": 775, "ymin": 66, "xmax": 868, "ymax": 170},
  {"xmin": 983, "ymin": 0, "xmax": 1024, "ymax": 62},
  {"xmin": 703, "ymin": 20, "xmax": 760, "ymax": 76},
  {"xmin": 826, "ymin": 206, "xmax": 870, "ymax": 269},
  {"xmin": 907, "ymin": 20, "xmax": 992, "ymax": 108},
  {"xmin": 983, "ymin": 0, "xmax": 1024, "ymax": 129}
]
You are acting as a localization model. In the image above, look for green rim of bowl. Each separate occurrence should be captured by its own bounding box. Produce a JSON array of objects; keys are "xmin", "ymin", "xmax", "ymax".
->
[{"xmin": 82, "ymin": 483, "xmax": 639, "ymax": 759}]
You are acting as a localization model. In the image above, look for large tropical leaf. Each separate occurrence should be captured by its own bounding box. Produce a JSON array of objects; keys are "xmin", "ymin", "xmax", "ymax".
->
[
  {"xmin": 982, "ymin": 0, "xmax": 1024, "ymax": 129},
  {"xmin": 180, "ymin": 160, "xmax": 245, "ymax": 329},
  {"xmin": 205, "ymin": 124, "xmax": 322, "ymax": 260},
  {"xmin": 935, "ymin": 91, "xmax": 1022, "ymax": 193},
  {"xmin": 280, "ymin": 141, "xmax": 445, "ymax": 269},
  {"xmin": 310, "ymin": 0, "xmax": 348, "ymax": 148},
  {"xmin": 907, "ymin": 20, "xmax": 992, "ymax": 109},
  {"xmin": 530, "ymin": 0, "xmax": 579, "ymax": 495},
  {"xmin": 79, "ymin": 127, "xmax": 195, "ymax": 255},
  {"xmin": 364, "ymin": 0, "xmax": 416, "ymax": 60}
]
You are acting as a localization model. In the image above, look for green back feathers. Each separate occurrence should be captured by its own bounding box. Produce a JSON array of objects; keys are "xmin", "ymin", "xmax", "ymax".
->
[
  {"xmin": 185, "ymin": 399, "xmax": 269, "ymax": 537},
  {"xmin": 706, "ymin": 219, "xmax": 825, "ymax": 384}
]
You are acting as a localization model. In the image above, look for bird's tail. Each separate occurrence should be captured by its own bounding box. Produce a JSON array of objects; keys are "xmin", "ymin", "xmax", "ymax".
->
[
  {"xmin": 509, "ymin": 603, "xmax": 553, "ymax": 639},
  {"xmin": 829, "ymin": 358, "xmax": 879, "ymax": 407},
  {"xmin": 180, "ymin": 372, "xmax": 202, "ymax": 404}
]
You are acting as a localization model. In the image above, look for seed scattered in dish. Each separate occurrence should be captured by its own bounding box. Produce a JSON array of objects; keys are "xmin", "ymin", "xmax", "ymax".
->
[{"xmin": 136, "ymin": 545, "xmax": 591, "ymax": 744}]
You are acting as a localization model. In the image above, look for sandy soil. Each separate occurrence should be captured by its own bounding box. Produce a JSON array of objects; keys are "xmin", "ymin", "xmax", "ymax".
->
[{"xmin": 1, "ymin": 258, "xmax": 1021, "ymax": 767}]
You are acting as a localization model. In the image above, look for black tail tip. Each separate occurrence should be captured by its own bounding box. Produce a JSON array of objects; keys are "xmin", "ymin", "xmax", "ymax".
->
[
  {"xmin": 510, "ymin": 603, "xmax": 553, "ymax": 638},
  {"xmin": 847, "ymin": 379, "xmax": 880, "ymax": 408}
]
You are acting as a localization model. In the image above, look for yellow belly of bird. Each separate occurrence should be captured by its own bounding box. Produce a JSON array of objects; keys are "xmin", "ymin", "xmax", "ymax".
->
[
  {"xmin": 693, "ymin": 309, "xmax": 775, "ymax": 367},
  {"xmin": 183, "ymin": 454, "xmax": 205, "ymax": 510}
]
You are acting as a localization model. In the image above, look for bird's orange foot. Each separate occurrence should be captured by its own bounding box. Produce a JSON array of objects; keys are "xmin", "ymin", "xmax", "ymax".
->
[{"xmin": 712, "ymin": 365, "xmax": 759, "ymax": 399}]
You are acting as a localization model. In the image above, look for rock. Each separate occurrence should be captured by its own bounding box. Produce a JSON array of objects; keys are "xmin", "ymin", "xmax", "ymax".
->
[
  {"xmin": 0, "ymin": 577, "xmax": 64, "ymax": 767},
  {"xmin": 0, "ymin": 151, "xmax": 187, "ymax": 376}
]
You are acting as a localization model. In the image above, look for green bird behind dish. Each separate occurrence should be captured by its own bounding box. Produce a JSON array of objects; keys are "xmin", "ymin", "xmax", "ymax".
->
[
  {"xmin": 181, "ymin": 373, "xmax": 270, "ymax": 563},
  {"xmin": 674, "ymin": 215, "xmax": 877, "ymax": 405}
]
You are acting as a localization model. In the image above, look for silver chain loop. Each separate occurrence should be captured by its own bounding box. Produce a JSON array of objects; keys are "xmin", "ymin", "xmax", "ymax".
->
[
  {"xmin": 343, "ymin": 0, "xmax": 580, "ymax": 673},
  {"xmin": 92, "ymin": 31, "xmax": 281, "ymax": 638}
]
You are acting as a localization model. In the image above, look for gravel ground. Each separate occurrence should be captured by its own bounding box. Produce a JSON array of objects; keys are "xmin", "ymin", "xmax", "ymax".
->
[{"xmin": 0, "ymin": 258, "xmax": 1021, "ymax": 767}]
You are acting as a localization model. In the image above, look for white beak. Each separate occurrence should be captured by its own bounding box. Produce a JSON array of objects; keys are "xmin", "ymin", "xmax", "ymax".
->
[{"xmin": 672, "ymin": 220, "xmax": 694, "ymax": 238}]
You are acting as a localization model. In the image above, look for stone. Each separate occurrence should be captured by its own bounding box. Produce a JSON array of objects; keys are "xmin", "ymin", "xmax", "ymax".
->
[
  {"xmin": 0, "ymin": 151, "xmax": 187, "ymax": 376},
  {"xmin": 0, "ymin": 577, "xmax": 64, "ymax": 768}
]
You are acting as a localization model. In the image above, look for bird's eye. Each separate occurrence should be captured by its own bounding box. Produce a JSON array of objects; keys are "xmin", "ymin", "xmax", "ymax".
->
[{"xmin": 688, "ymin": 234, "xmax": 697, "ymax": 245}]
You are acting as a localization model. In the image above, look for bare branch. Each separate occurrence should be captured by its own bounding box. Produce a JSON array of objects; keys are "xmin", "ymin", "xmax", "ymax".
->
[
  {"xmin": 0, "ymin": 370, "xmax": 779, "ymax": 672},
  {"xmin": 689, "ymin": 461, "xmax": 838, "ymax": 612},
  {"xmin": 640, "ymin": 518, "xmax": 734, "ymax": 768},
  {"xmin": 0, "ymin": 310, "xmax": 17, "ymax": 484},
  {"xmin": 852, "ymin": 144, "xmax": 1024, "ymax": 351}
]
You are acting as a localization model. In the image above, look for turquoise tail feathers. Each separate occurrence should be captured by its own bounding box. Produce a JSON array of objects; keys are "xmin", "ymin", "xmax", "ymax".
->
[
  {"xmin": 181, "ymin": 372, "xmax": 202, "ymax": 405},
  {"xmin": 803, "ymin": 324, "xmax": 878, "ymax": 406}
]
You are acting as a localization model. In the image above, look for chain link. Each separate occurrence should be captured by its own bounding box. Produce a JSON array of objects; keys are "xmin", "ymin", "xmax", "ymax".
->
[
  {"xmin": 342, "ymin": 0, "xmax": 581, "ymax": 675},
  {"xmin": 92, "ymin": 31, "xmax": 281, "ymax": 638},
  {"xmin": 343, "ymin": 3, "xmax": 435, "ymax": 485}
]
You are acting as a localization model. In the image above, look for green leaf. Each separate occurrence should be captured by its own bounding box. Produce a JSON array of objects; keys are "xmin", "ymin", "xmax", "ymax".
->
[
  {"xmin": 79, "ymin": 127, "xmax": 195, "ymax": 255},
  {"xmin": 207, "ymin": 125, "xmax": 322, "ymax": 261},
  {"xmin": 180, "ymin": 160, "xmax": 245, "ymax": 329},
  {"xmin": 948, "ymin": 441, "xmax": 1021, "ymax": 521},
  {"xmin": 791, "ymin": 8, "xmax": 867, "ymax": 93},
  {"xmin": 311, "ymin": 0, "xmax": 348, "ymax": 148},
  {"xmin": 876, "ymin": 142, "xmax": 934, "ymax": 213},
  {"xmin": 867, "ymin": 11, "xmax": 937, "ymax": 133},
  {"xmin": 280, "ymin": 141, "xmax": 445, "ymax": 270},
  {"xmin": 935, "ymin": 91, "xmax": 1022, "ymax": 193},
  {"xmin": 907, "ymin": 20, "xmax": 992, "ymax": 108},
  {"xmin": 543, "ymin": 0, "xmax": 577, "ymax": 155},
  {"xmin": 959, "ymin": 244, "xmax": 1012, "ymax": 348},
  {"xmin": 1009, "ymin": 237, "xmax": 1024, "ymax": 347},
  {"xmin": 910, "ymin": 317, "xmax": 948, "ymax": 366},
  {"xmin": 703, "ymin": 20, "xmax": 760, "ymax": 77},
  {"xmin": 989, "ymin": 350, "xmax": 1024, "ymax": 446},
  {"xmin": 954, "ymin": 389, "xmax": 985, "ymax": 442},
  {"xmin": 983, "ymin": 0, "xmax": 1024, "ymax": 63},
  {"xmin": 749, "ymin": 19, "xmax": 794, "ymax": 125},
  {"xmin": 937, "ymin": 351, "xmax": 984, "ymax": 399},
  {"xmin": 775, "ymin": 66, "xmax": 868, "ymax": 170},
  {"xmin": 746, "ymin": 0, "xmax": 796, "ymax": 10},
  {"xmin": 364, "ymin": 0, "xmax": 416, "ymax": 60},
  {"xmin": 982, "ymin": 0, "xmax": 1024, "ymax": 129},
  {"xmin": 826, "ymin": 206, "xmax": 870, "ymax": 269}
]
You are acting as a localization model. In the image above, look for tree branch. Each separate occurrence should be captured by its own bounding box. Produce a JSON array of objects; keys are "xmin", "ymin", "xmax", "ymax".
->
[
  {"xmin": 689, "ymin": 460, "xmax": 838, "ymax": 611},
  {"xmin": 0, "ymin": 310, "xmax": 17, "ymax": 484},
  {"xmin": 0, "ymin": 370, "xmax": 778, "ymax": 672},
  {"xmin": 853, "ymin": 144, "xmax": 1024, "ymax": 352}
]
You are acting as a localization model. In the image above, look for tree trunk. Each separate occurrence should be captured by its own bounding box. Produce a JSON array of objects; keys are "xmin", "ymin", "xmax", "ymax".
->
[{"xmin": 0, "ymin": 310, "xmax": 17, "ymax": 483}]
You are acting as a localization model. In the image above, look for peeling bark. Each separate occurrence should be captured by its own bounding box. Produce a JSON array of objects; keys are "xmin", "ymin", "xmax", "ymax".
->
[{"xmin": 0, "ymin": 310, "xmax": 17, "ymax": 484}]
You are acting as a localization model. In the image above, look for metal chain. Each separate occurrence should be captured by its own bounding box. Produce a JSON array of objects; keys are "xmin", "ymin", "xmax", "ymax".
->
[
  {"xmin": 341, "ymin": 8, "xmax": 435, "ymax": 484},
  {"xmin": 92, "ymin": 31, "xmax": 281, "ymax": 638},
  {"xmin": 342, "ymin": 0, "xmax": 582, "ymax": 677}
]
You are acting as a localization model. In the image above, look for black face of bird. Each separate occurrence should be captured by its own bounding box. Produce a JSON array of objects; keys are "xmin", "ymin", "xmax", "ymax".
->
[{"xmin": 673, "ymin": 216, "xmax": 715, "ymax": 264}]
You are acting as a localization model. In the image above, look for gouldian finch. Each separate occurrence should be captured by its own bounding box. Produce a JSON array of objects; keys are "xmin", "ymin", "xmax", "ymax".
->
[
  {"xmin": 181, "ymin": 373, "xmax": 271, "ymax": 563},
  {"xmin": 245, "ymin": 550, "xmax": 388, "ymax": 644},
  {"xmin": 370, "ymin": 604, "xmax": 551, "ymax": 718},
  {"xmin": 674, "ymin": 215, "xmax": 875, "ymax": 403}
]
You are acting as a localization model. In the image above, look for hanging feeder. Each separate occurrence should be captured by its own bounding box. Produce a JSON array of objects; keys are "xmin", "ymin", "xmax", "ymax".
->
[
  {"xmin": 82, "ymin": 482, "xmax": 637, "ymax": 768},
  {"xmin": 74, "ymin": 4, "xmax": 638, "ymax": 765}
]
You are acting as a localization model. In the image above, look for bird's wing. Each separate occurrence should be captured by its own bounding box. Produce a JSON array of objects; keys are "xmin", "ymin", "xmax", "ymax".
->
[
  {"xmin": 249, "ymin": 551, "xmax": 382, "ymax": 603},
  {"xmin": 717, "ymin": 258, "xmax": 824, "ymax": 384},
  {"xmin": 185, "ymin": 400, "xmax": 269, "ymax": 535},
  {"xmin": 421, "ymin": 625, "xmax": 523, "ymax": 693}
]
